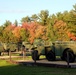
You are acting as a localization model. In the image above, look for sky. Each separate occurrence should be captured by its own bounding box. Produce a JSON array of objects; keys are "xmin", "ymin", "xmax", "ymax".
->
[{"xmin": 0, "ymin": 0, "xmax": 76, "ymax": 25}]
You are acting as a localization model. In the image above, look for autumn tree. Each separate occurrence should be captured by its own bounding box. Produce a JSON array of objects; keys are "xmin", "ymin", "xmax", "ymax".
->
[
  {"xmin": 28, "ymin": 22, "xmax": 37, "ymax": 43},
  {"xmin": 38, "ymin": 10, "xmax": 49, "ymax": 25},
  {"xmin": 12, "ymin": 26, "xmax": 22, "ymax": 42},
  {"xmin": 0, "ymin": 26, "xmax": 5, "ymax": 42},
  {"xmin": 3, "ymin": 20, "xmax": 11, "ymax": 27},
  {"xmin": 21, "ymin": 16, "xmax": 31, "ymax": 23},
  {"xmin": 46, "ymin": 14, "xmax": 57, "ymax": 41},
  {"xmin": 53, "ymin": 20, "xmax": 69, "ymax": 41},
  {"xmin": 0, "ymin": 4, "xmax": 76, "ymax": 43},
  {"xmin": 21, "ymin": 22, "xmax": 47, "ymax": 43},
  {"xmin": 14, "ymin": 20, "xmax": 18, "ymax": 26},
  {"xmin": 31, "ymin": 14, "xmax": 39, "ymax": 21},
  {"xmin": 64, "ymin": 4, "xmax": 76, "ymax": 40},
  {"xmin": 2, "ymin": 24, "xmax": 16, "ymax": 43}
]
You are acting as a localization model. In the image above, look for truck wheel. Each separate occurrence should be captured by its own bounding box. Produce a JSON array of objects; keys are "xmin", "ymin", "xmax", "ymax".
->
[
  {"xmin": 46, "ymin": 51, "xmax": 55, "ymax": 61},
  {"xmin": 32, "ymin": 50, "xmax": 39, "ymax": 60},
  {"xmin": 63, "ymin": 50, "xmax": 75, "ymax": 62}
]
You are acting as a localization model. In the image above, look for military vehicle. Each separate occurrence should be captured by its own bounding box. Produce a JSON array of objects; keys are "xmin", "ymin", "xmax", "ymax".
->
[
  {"xmin": 0, "ymin": 43, "xmax": 4, "ymax": 56},
  {"xmin": 19, "ymin": 41, "xmax": 33, "ymax": 56},
  {"xmin": 31, "ymin": 39, "xmax": 51, "ymax": 60},
  {"xmin": 22, "ymin": 42, "xmax": 33, "ymax": 51},
  {"xmin": 0, "ymin": 42, "xmax": 17, "ymax": 56},
  {"xmin": 31, "ymin": 39, "xmax": 76, "ymax": 63}
]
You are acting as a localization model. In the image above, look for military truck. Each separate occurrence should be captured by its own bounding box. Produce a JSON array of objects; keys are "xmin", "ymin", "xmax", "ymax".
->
[
  {"xmin": 0, "ymin": 43, "xmax": 4, "ymax": 56},
  {"xmin": 0, "ymin": 42, "xmax": 17, "ymax": 56},
  {"xmin": 22, "ymin": 42, "xmax": 33, "ymax": 51},
  {"xmin": 19, "ymin": 41, "xmax": 33, "ymax": 56},
  {"xmin": 31, "ymin": 40, "xmax": 76, "ymax": 63},
  {"xmin": 31, "ymin": 39, "xmax": 52, "ymax": 60}
]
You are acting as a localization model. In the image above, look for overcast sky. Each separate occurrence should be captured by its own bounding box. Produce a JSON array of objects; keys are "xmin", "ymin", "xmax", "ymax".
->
[{"xmin": 0, "ymin": 0, "xmax": 76, "ymax": 25}]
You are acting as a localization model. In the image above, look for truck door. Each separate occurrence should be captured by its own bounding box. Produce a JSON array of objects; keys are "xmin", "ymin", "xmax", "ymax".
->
[{"xmin": 54, "ymin": 41, "xmax": 62, "ymax": 56}]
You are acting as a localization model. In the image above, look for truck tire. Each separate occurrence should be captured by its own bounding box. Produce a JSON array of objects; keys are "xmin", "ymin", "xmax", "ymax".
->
[
  {"xmin": 63, "ymin": 50, "xmax": 75, "ymax": 62},
  {"xmin": 46, "ymin": 51, "xmax": 55, "ymax": 61},
  {"xmin": 32, "ymin": 50, "xmax": 39, "ymax": 60}
]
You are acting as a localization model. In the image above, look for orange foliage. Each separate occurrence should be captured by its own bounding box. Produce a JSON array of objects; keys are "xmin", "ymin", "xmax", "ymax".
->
[
  {"xmin": 4, "ymin": 24, "xmax": 16, "ymax": 31},
  {"xmin": 22, "ymin": 22, "xmax": 47, "ymax": 43},
  {"xmin": 67, "ymin": 32, "xmax": 76, "ymax": 41},
  {"xmin": 35, "ymin": 25, "xmax": 46, "ymax": 39},
  {"xmin": 54, "ymin": 20, "xmax": 67, "ymax": 30},
  {"xmin": 53, "ymin": 20, "xmax": 68, "ymax": 40},
  {"xmin": 21, "ymin": 22, "xmax": 37, "ymax": 43},
  {"xmin": 28, "ymin": 22, "xmax": 38, "ymax": 43},
  {"xmin": 12, "ymin": 26, "xmax": 21, "ymax": 39}
]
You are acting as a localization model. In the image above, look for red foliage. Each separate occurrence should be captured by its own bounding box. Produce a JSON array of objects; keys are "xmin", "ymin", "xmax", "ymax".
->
[
  {"xmin": 67, "ymin": 32, "xmax": 76, "ymax": 41},
  {"xmin": 71, "ymin": 37, "xmax": 76, "ymax": 40},
  {"xmin": 21, "ymin": 22, "xmax": 30, "ymax": 30},
  {"xmin": 28, "ymin": 22, "xmax": 38, "ymax": 43},
  {"xmin": 12, "ymin": 22, "xmax": 47, "ymax": 43},
  {"xmin": 21, "ymin": 22, "xmax": 36, "ymax": 43}
]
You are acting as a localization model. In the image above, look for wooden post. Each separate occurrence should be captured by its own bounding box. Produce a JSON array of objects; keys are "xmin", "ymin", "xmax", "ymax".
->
[
  {"xmin": 0, "ymin": 52, "xmax": 1, "ymax": 56},
  {"xmin": 67, "ymin": 52, "xmax": 70, "ymax": 68},
  {"xmin": 34, "ymin": 55, "xmax": 36, "ymax": 64},
  {"xmin": 34, "ymin": 51, "xmax": 36, "ymax": 64},
  {"xmin": 9, "ymin": 50, "xmax": 11, "ymax": 61},
  {"xmin": 23, "ymin": 50, "xmax": 24, "ymax": 60},
  {"xmin": 22, "ymin": 45, "xmax": 26, "ymax": 60}
]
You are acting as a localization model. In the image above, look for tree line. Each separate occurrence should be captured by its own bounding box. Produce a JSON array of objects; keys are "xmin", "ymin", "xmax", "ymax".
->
[{"xmin": 0, "ymin": 4, "xmax": 76, "ymax": 43}]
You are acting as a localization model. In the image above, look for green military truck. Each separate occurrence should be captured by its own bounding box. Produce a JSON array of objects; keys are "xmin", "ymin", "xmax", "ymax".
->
[
  {"xmin": 0, "ymin": 43, "xmax": 4, "ymax": 56},
  {"xmin": 31, "ymin": 40, "xmax": 76, "ymax": 63},
  {"xmin": 20, "ymin": 41, "xmax": 33, "ymax": 56},
  {"xmin": 0, "ymin": 42, "xmax": 17, "ymax": 56},
  {"xmin": 22, "ymin": 42, "xmax": 33, "ymax": 51}
]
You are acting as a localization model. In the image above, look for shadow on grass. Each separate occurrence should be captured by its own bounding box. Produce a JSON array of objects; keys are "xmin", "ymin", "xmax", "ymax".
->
[
  {"xmin": 0, "ymin": 66, "xmax": 75, "ymax": 75},
  {"xmin": 0, "ymin": 60, "xmax": 76, "ymax": 75}
]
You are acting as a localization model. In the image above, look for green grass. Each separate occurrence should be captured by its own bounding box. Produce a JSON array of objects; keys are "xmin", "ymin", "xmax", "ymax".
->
[
  {"xmin": 0, "ymin": 59, "xmax": 76, "ymax": 75},
  {"xmin": 8, "ymin": 55, "xmax": 46, "ymax": 61},
  {"xmin": 0, "ymin": 60, "xmax": 14, "ymax": 67}
]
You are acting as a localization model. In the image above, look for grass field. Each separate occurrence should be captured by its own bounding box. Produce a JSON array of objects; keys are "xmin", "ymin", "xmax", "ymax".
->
[{"xmin": 0, "ymin": 59, "xmax": 76, "ymax": 75}]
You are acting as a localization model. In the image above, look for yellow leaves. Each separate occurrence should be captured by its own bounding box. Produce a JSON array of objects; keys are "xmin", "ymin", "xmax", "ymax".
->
[
  {"xmin": 12, "ymin": 26, "xmax": 21, "ymax": 38},
  {"xmin": 4, "ymin": 24, "xmax": 16, "ymax": 31},
  {"xmin": 54, "ymin": 20, "xmax": 66, "ymax": 30},
  {"xmin": 35, "ymin": 25, "xmax": 44, "ymax": 38},
  {"xmin": 53, "ymin": 20, "xmax": 68, "ymax": 41}
]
